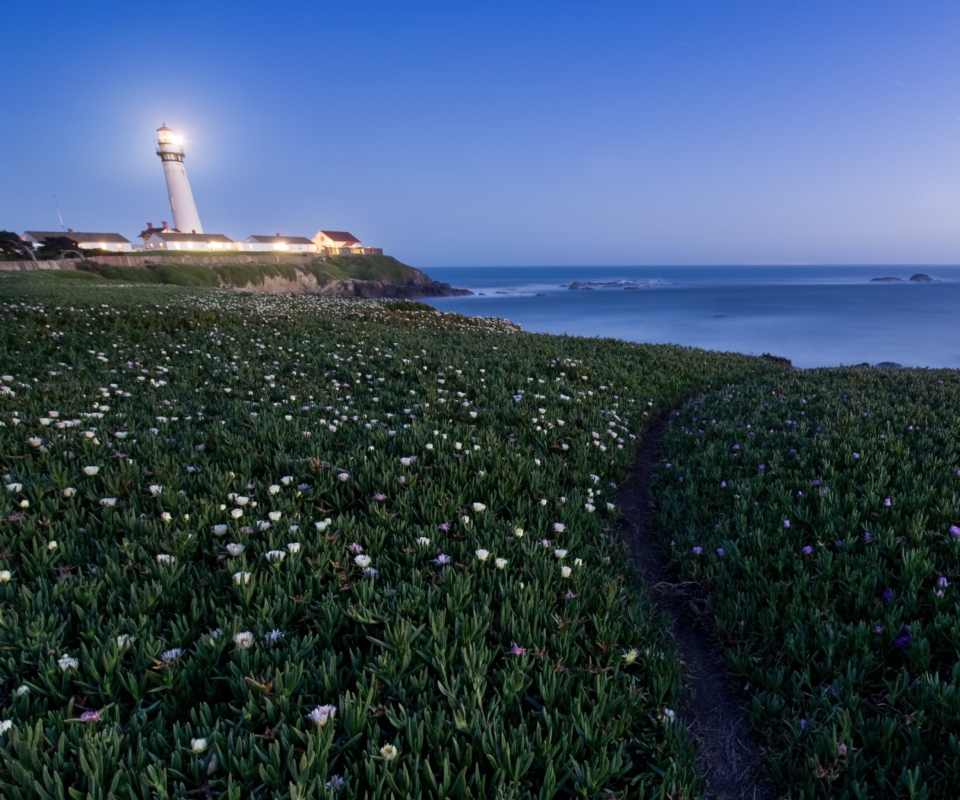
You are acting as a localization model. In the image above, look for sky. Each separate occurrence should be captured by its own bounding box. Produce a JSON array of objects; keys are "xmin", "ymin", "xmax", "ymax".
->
[{"xmin": 3, "ymin": 0, "xmax": 960, "ymax": 267}]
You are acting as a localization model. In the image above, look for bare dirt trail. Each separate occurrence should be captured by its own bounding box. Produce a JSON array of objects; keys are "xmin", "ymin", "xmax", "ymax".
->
[{"xmin": 618, "ymin": 414, "xmax": 779, "ymax": 800}]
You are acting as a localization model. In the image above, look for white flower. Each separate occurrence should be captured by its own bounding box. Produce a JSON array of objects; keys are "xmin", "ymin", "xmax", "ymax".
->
[
  {"xmin": 574, "ymin": 558, "xmax": 583, "ymax": 567},
  {"xmin": 235, "ymin": 496, "xmax": 250, "ymax": 506},
  {"xmin": 662, "ymin": 708, "xmax": 676, "ymax": 724},
  {"xmin": 472, "ymin": 502, "xmax": 486, "ymax": 512},
  {"xmin": 286, "ymin": 542, "xmax": 301, "ymax": 554},
  {"xmin": 268, "ymin": 511, "xmax": 282, "ymax": 522},
  {"xmin": 281, "ymin": 476, "xmax": 294, "ymax": 485},
  {"xmin": 268, "ymin": 484, "xmax": 280, "ymax": 495},
  {"xmin": 117, "ymin": 634, "xmax": 135, "ymax": 648},
  {"xmin": 27, "ymin": 437, "xmax": 42, "ymax": 448},
  {"xmin": 5, "ymin": 483, "xmax": 22, "ymax": 493},
  {"xmin": 212, "ymin": 524, "xmax": 228, "ymax": 535},
  {"xmin": 160, "ymin": 512, "xmax": 172, "ymax": 523},
  {"xmin": 233, "ymin": 631, "xmax": 254, "ymax": 649},
  {"xmin": 553, "ymin": 523, "xmax": 565, "ymax": 532},
  {"xmin": 554, "ymin": 549, "xmax": 568, "ymax": 559},
  {"xmin": 0, "ymin": 720, "xmax": 12, "ymax": 735},
  {"xmin": 584, "ymin": 503, "xmax": 596, "ymax": 513},
  {"xmin": 514, "ymin": 527, "xmax": 524, "ymax": 538},
  {"xmin": 315, "ymin": 519, "xmax": 331, "ymax": 531},
  {"xmin": 226, "ymin": 543, "xmax": 245, "ymax": 557},
  {"xmin": 15, "ymin": 685, "xmax": 28, "ymax": 697},
  {"xmin": 58, "ymin": 654, "xmax": 78, "ymax": 672},
  {"xmin": 155, "ymin": 554, "xmax": 176, "ymax": 565},
  {"xmin": 191, "ymin": 738, "xmax": 207, "ymax": 752},
  {"xmin": 48, "ymin": 541, "xmax": 58, "ymax": 551},
  {"xmin": 623, "ymin": 648, "xmax": 639, "ymax": 664},
  {"xmin": 288, "ymin": 524, "xmax": 300, "ymax": 533},
  {"xmin": 495, "ymin": 558, "xmax": 508, "ymax": 570},
  {"xmin": 257, "ymin": 521, "xmax": 271, "ymax": 531},
  {"xmin": 380, "ymin": 744, "xmax": 398, "ymax": 761},
  {"xmin": 230, "ymin": 508, "xmax": 244, "ymax": 519},
  {"xmin": 161, "ymin": 648, "xmax": 183, "ymax": 662},
  {"xmin": 308, "ymin": 704, "xmax": 337, "ymax": 727},
  {"xmin": 149, "ymin": 485, "xmax": 163, "ymax": 496},
  {"xmin": 561, "ymin": 566, "xmax": 572, "ymax": 578},
  {"xmin": 83, "ymin": 466, "xmax": 100, "ymax": 476},
  {"xmin": 265, "ymin": 550, "xmax": 286, "ymax": 563},
  {"xmin": 233, "ymin": 571, "xmax": 252, "ymax": 585},
  {"xmin": 417, "ymin": 537, "xmax": 431, "ymax": 545},
  {"xmin": 62, "ymin": 487, "xmax": 77, "ymax": 497},
  {"xmin": 100, "ymin": 497, "xmax": 117, "ymax": 507},
  {"xmin": 606, "ymin": 503, "xmax": 616, "ymax": 511},
  {"xmin": 354, "ymin": 554, "xmax": 372, "ymax": 568},
  {"xmin": 0, "ymin": 570, "xmax": 10, "ymax": 582},
  {"xmin": 337, "ymin": 473, "xmax": 349, "ymax": 482},
  {"xmin": 475, "ymin": 549, "xmax": 490, "ymax": 562}
]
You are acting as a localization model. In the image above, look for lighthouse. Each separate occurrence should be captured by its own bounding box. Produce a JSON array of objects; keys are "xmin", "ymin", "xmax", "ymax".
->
[{"xmin": 156, "ymin": 124, "xmax": 203, "ymax": 234}]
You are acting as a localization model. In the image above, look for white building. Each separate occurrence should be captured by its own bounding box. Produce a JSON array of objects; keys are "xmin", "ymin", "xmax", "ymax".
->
[
  {"xmin": 144, "ymin": 231, "xmax": 235, "ymax": 251},
  {"xmin": 313, "ymin": 230, "xmax": 361, "ymax": 253},
  {"xmin": 243, "ymin": 235, "xmax": 318, "ymax": 253},
  {"xmin": 23, "ymin": 230, "xmax": 135, "ymax": 253},
  {"xmin": 156, "ymin": 125, "xmax": 204, "ymax": 234}
]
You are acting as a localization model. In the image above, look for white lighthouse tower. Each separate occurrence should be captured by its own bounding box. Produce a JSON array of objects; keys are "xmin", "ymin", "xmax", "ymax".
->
[{"xmin": 156, "ymin": 124, "xmax": 203, "ymax": 234}]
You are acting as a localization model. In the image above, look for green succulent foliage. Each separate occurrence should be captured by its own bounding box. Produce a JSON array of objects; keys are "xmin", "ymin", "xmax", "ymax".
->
[
  {"xmin": 656, "ymin": 368, "xmax": 960, "ymax": 798},
  {"xmin": 0, "ymin": 279, "xmax": 774, "ymax": 799}
]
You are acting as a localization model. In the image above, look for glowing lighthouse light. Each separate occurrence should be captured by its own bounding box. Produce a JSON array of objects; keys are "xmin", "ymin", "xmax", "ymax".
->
[{"xmin": 156, "ymin": 124, "xmax": 203, "ymax": 234}]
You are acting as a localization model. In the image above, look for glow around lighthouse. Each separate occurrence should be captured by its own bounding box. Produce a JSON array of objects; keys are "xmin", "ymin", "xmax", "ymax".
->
[{"xmin": 156, "ymin": 125, "xmax": 203, "ymax": 234}]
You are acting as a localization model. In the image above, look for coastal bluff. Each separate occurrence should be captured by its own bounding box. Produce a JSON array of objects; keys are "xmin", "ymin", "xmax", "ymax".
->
[{"xmin": 0, "ymin": 253, "xmax": 470, "ymax": 299}]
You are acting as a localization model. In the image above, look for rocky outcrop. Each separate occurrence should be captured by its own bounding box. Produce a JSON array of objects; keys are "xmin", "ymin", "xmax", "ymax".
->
[
  {"xmin": 228, "ymin": 265, "xmax": 470, "ymax": 299},
  {"xmin": 909, "ymin": 273, "xmax": 936, "ymax": 283},
  {"xmin": 313, "ymin": 277, "xmax": 470, "ymax": 299}
]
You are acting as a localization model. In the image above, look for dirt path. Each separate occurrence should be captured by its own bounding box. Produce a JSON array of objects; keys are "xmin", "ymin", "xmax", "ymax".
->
[{"xmin": 618, "ymin": 414, "xmax": 778, "ymax": 800}]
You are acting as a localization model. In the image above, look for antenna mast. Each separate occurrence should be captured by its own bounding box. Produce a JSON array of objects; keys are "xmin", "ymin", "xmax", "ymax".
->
[{"xmin": 53, "ymin": 196, "xmax": 66, "ymax": 232}]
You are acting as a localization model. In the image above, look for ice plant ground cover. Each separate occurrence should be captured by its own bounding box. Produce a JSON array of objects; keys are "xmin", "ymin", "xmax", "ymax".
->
[
  {"xmin": 656, "ymin": 368, "xmax": 960, "ymax": 798},
  {"xmin": 0, "ymin": 279, "xmax": 775, "ymax": 799}
]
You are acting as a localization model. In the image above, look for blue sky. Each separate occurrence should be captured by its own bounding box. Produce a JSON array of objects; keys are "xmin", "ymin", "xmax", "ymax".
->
[{"xmin": 3, "ymin": 0, "xmax": 960, "ymax": 266}]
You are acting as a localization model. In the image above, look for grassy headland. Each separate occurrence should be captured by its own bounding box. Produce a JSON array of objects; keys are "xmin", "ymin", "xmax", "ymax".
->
[{"xmin": 13, "ymin": 255, "xmax": 439, "ymax": 295}]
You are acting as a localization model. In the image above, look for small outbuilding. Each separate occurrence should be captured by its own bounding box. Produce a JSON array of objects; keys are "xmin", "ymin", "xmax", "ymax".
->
[{"xmin": 244, "ymin": 235, "xmax": 318, "ymax": 254}]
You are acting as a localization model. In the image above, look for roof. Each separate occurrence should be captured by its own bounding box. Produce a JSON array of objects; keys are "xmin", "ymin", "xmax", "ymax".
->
[
  {"xmin": 24, "ymin": 231, "xmax": 131, "ymax": 245},
  {"xmin": 246, "ymin": 235, "xmax": 315, "ymax": 245},
  {"xmin": 146, "ymin": 232, "xmax": 234, "ymax": 243},
  {"xmin": 315, "ymin": 230, "xmax": 360, "ymax": 244},
  {"xmin": 139, "ymin": 225, "xmax": 179, "ymax": 239}
]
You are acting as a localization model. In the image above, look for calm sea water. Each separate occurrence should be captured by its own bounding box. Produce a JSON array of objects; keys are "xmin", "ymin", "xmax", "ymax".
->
[{"xmin": 421, "ymin": 266, "xmax": 960, "ymax": 369}]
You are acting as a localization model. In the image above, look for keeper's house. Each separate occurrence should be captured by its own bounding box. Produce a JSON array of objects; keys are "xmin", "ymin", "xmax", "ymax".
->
[
  {"xmin": 23, "ymin": 230, "xmax": 135, "ymax": 253},
  {"xmin": 143, "ymin": 231, "xmax": 235, "ymax": 251},
  {"xmin": 243, "ymin": 235, "xmax": 318, "ymax": 254}
]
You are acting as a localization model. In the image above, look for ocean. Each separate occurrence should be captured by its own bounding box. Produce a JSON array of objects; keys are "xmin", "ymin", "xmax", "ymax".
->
[{"xmin": 421, "ymin": 266, "xmax": 960, "ymax": 369}]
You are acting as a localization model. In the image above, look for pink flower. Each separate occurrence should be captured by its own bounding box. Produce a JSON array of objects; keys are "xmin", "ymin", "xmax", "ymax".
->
[
  {"xmin": 348, "ymin": 542, "xmax": 363, "ymax": 554},
  {"xmin": 509, "ymin": 642, "xmax": 527, "ymax": 656},
  {"xmin": 564, "ymin": 589, "xmax": 577, "ymax": 599},
  {"xmin": 79, "ymin": 711, "xmax": 102, "ymax": 723},
  {"xmin": 372, "ymin": 493, "xmax": 387, "ymax": 501}
]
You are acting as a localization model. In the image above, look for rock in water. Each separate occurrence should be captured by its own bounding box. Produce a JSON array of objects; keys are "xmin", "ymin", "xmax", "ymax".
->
[
  {"xmin": 870, "ymin": 277, "xmax": 903, "ymax": 282},
  {"xmin": 909, "ymin": 273, "xmax": 935, "ymax": 283}
]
